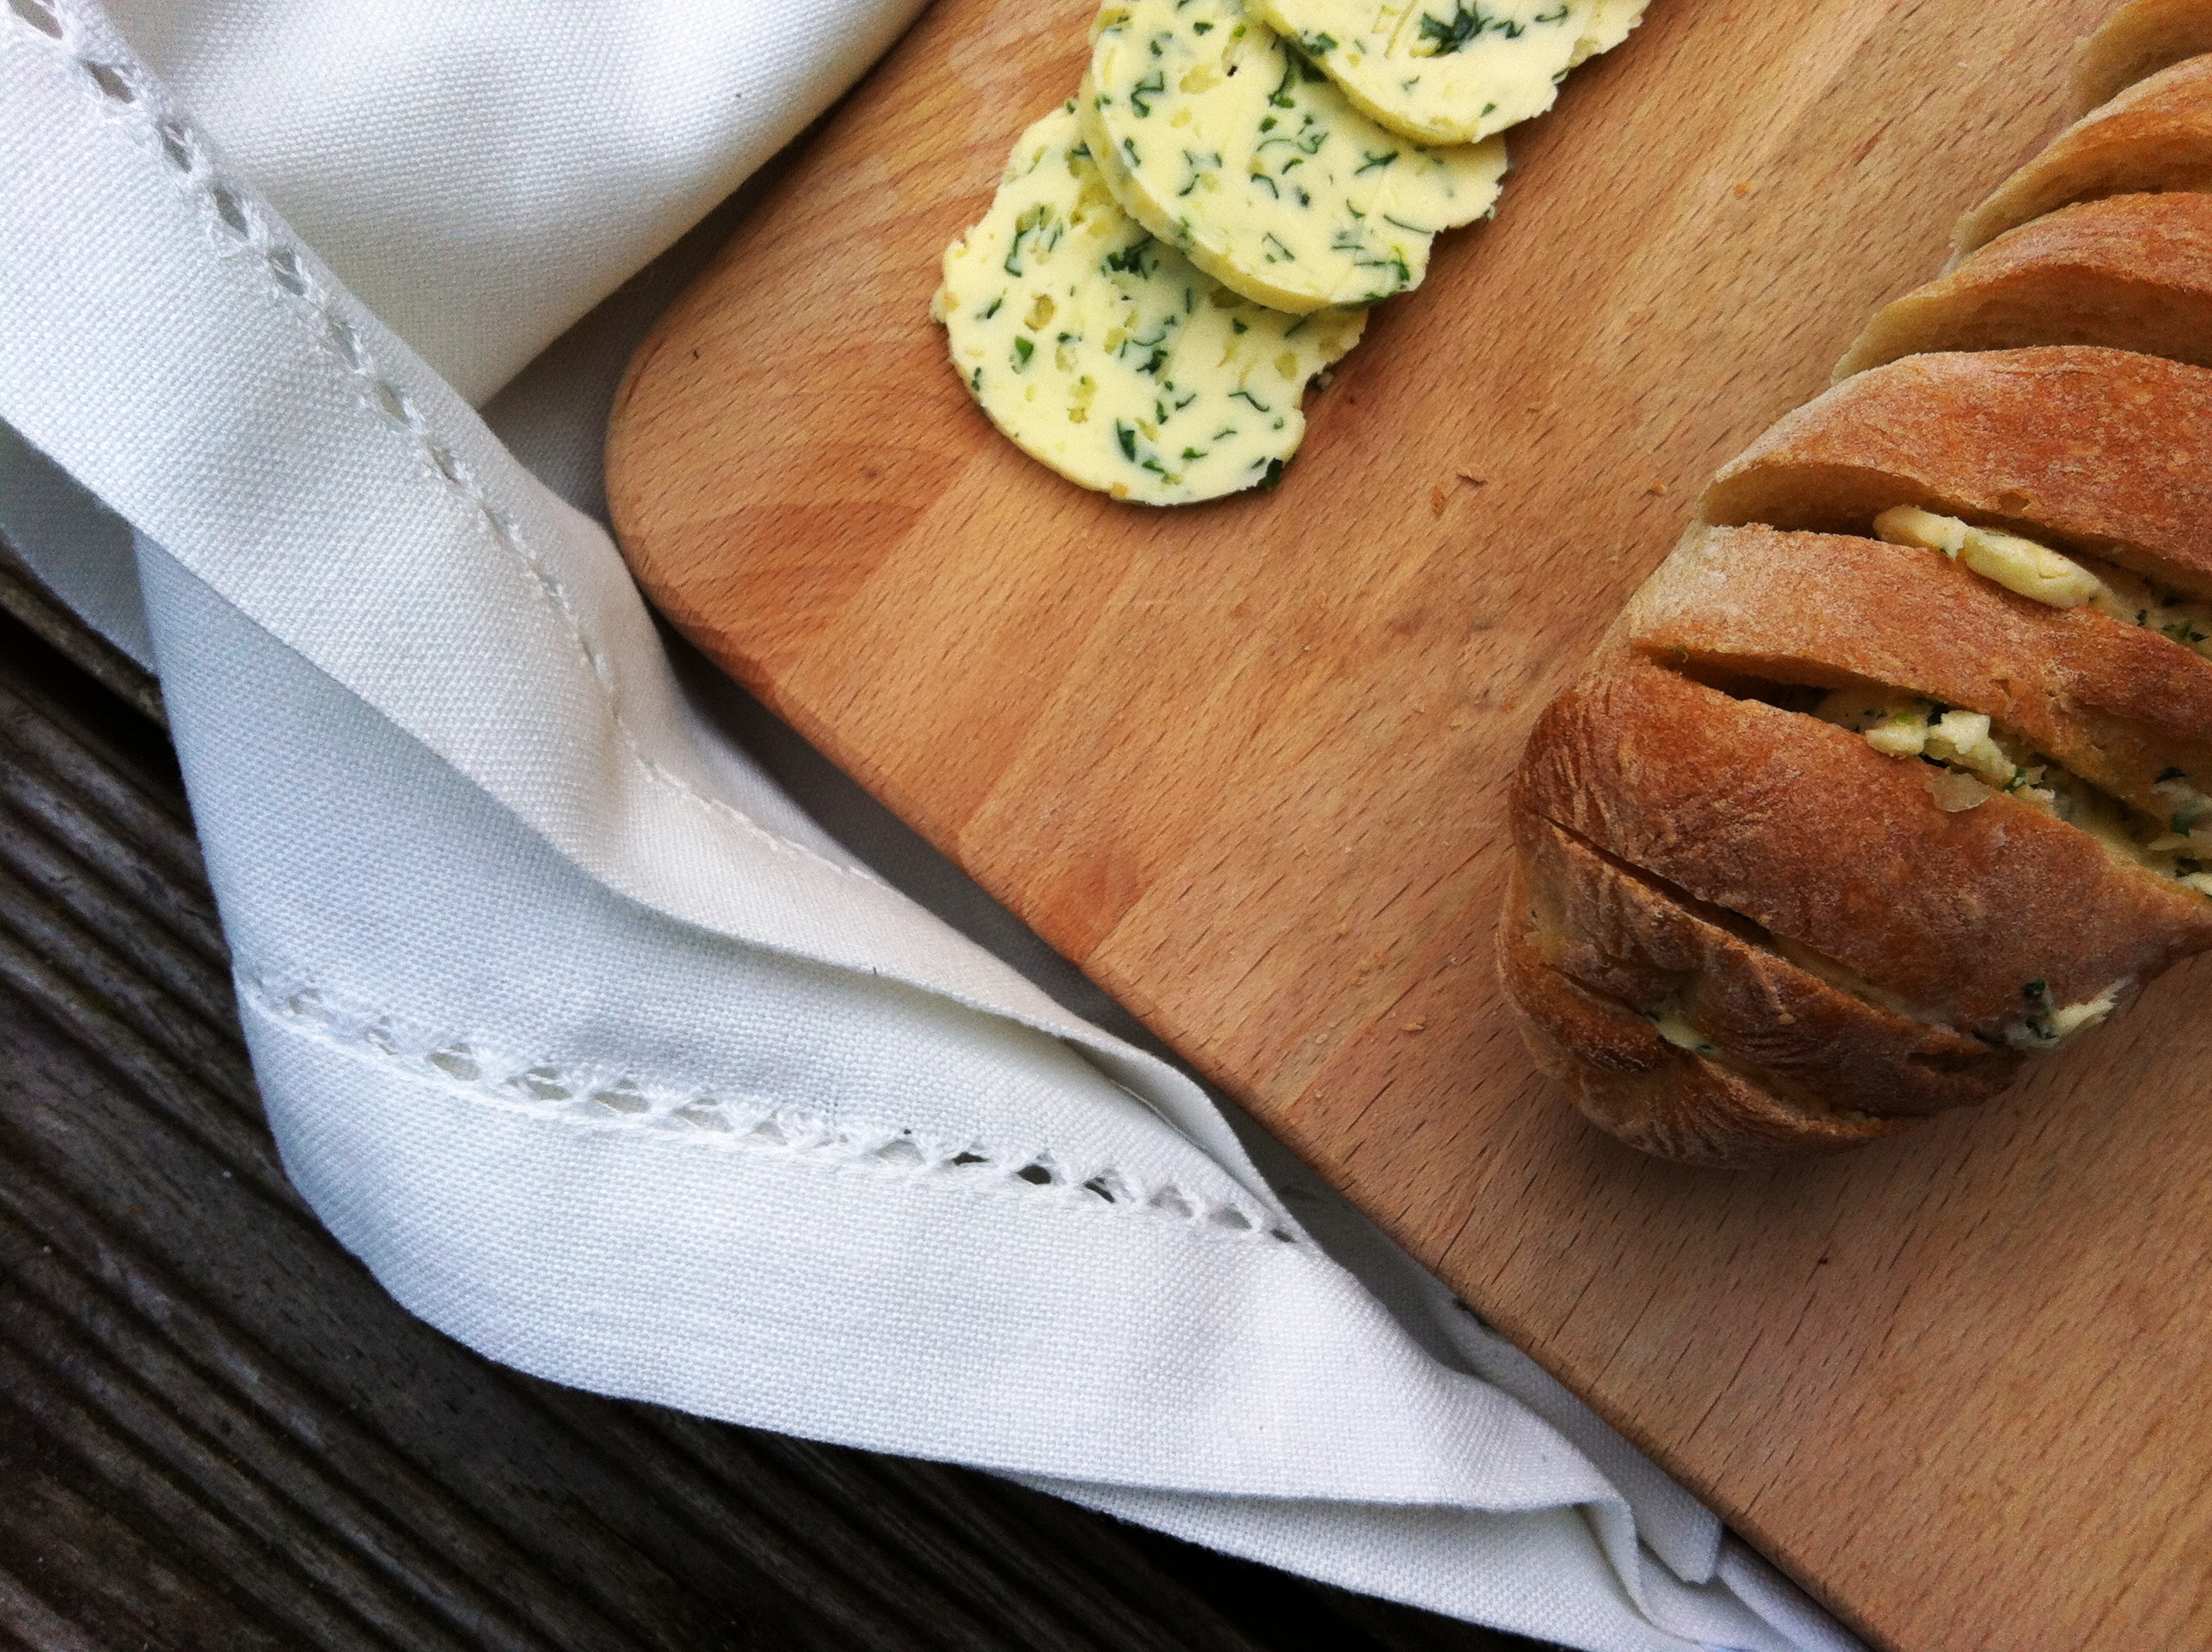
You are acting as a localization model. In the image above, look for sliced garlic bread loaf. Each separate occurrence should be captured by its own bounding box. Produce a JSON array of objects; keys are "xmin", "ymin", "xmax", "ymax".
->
[
  {"xmin": 1505, "ymin": 352, "xmax": 2212, "ymax": 1164},
  {"xmin": 1504, "ymin": 518, "xmax": 2212, "ymax": 1163},
  {"xmin": 1500, "ymin": 7, "xmax": 2212, "ymax": 1166}
]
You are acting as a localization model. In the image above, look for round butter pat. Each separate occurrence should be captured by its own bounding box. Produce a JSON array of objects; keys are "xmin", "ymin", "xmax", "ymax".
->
[{"xmin": 934, "ymin": 103, "xmax": 1365, "ymax": 506}]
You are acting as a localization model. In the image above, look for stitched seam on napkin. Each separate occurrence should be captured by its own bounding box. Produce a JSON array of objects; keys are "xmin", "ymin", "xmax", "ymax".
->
[
  {"xmin": 18, "ymin": 0, "xmax": 888, "ymax": 895},
  {"xmin": 242, "ymin": 973, "xmax": 1297, "ymax": 1245}
]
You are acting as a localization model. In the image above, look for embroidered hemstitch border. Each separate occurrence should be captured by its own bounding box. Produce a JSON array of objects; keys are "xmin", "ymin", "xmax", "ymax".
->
[{"xmin": 242, "ymin": 972, "xmax": 1296, "ymax": 1245}]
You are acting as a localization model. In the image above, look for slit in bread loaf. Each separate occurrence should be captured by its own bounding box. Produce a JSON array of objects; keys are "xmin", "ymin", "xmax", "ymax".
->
[
  {"xmin": 1837, "ymin": 194, "xmax": 2212, "ymax": 378},
  {"xmin": 1698, "ymin": 670, "xmax": 2212, "ymax": 922},
  {"xmin": 1952, "ymin": 53, "xmax": 2212, "ymax": 260},
  {"xmin": 1702, "ymin": 348, "xmax": 2212, "ymax": 597},
  {"xmin": 1683, "ymin": 671, "xmax": 2203, "ymax": 1050},
  {"xmin": 1611, "ymin": 523, "xmax": 2212, "ymax": 1032},
  {"xmin": 1627, "ymin": 525, "xmax": 2212, "ymax": 827},
  {"xmin": 1498, "ymin": 848, "xmax": 1915, "ymax": 1166},
  {"xmin": 1513, "ymin": 649, "xmax": 2212, "ymax": 1039},
  {"xmin": 1515, "ymin": 810, "xmax": 2023, "ymax": 1114},
  {"xmin": 1868, "ymin": 506, "xmax": 2212, "ymax": 675}
]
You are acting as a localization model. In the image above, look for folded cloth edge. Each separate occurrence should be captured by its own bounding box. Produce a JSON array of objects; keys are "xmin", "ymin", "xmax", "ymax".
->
[{"xmin": 0, "ymin": 6, "xmax": 1857, "ymax": 1648}]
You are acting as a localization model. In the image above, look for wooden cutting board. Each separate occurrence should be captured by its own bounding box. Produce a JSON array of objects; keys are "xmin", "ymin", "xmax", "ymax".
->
[{"xmin": 606, "ymin": 3, "xmax": 2212, "ymax": 1646}]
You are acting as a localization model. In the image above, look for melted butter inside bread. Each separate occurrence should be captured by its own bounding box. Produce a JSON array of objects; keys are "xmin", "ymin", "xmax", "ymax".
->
[
  {"xmin": 1814, "ymin": 684, "xmax": 2212, "ymax": 904},
  {"xmin": 1874, "ymin": 505, "xmax": 2105, "ymax": 608}
]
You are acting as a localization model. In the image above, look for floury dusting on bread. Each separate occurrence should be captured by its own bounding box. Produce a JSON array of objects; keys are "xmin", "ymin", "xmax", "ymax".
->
[{"xmin": 1498, "ymin": 0, "xmax": 2212, "ymax": 1166}]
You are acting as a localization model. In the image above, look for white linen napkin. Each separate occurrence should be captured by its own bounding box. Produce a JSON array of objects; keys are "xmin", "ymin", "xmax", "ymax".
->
[{"xmin": 0, "ymin": 3, "xmax": 1857, "ymax": 1647}]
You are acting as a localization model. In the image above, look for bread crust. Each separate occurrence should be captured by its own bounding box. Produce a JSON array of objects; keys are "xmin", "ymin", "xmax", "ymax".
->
[
  {"xmin": 1514, "ymin": 811, "xmax": 2020, "ymax": 1120},
  {"xmin": 1953, "ymin": 54, "xmax": 2212, "ymax": 259},
  {"xmin": 1497, "ymin": 856, "xmax": 1910, "ymax": 1166},
  {"xmin": 1702, "ymin": 348, "xmax": 2212, "ymax": 594},
  {"xmin": 2073, "ymin": 0, "xmax": 2212, "ymax": 113},
  {"xmin": 1837, "ymin": 194, "xmax": 2212, "ymax": 377}
]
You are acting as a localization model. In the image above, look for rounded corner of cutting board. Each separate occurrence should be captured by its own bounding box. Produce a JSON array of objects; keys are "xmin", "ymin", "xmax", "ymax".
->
[{"xmin": 603, "ymin": 0, "xmax": 1106, "ymax": 684}]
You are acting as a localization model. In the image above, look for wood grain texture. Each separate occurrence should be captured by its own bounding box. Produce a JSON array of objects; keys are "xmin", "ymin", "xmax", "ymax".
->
[
  {"xmin": 606, "ymin": 3, "xmax": 2212, "ymax": 1647},
  {"xmin": 0, "ymin": 600, "xmax": 1549, "ymax": 1652}
]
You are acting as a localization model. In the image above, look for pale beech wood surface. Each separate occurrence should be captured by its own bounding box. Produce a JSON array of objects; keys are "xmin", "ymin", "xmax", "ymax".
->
[{"xmin": 606, "ymin": 3, "xmax": 2212, "ymax": 1647}]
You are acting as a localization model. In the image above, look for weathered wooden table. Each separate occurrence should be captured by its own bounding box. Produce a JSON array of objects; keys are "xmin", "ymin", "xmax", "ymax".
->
[{"xmin": 0, "ymin": 546, "xmax": 1552, "ymax": 1651}]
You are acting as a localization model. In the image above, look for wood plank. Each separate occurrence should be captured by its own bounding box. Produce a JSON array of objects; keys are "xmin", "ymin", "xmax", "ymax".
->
[
  {"xmin": 605, "ymin": 2, "xmax": 2212, "ymax": 1646},
  {"xmin": 0, "ymin": 601, "xmax": 1545, "ymax": 1650}
]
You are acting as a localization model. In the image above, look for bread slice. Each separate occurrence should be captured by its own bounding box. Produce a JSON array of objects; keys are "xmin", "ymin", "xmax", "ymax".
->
[
  {"xmin": 1702, "ymin": 348, "xmax": 2212, "ymax": 596},
  {"xmin": 1498, "ymin": 854, "xmax": 1914, "ymax": 1167},
  {"xmin": 1628, "ymin": 525, "xmax": 2212, "ymax": 817},
  {"xmin": 1953, "ymin": 55, "xmax": 2212, "ymax": 260},
  {"xmin": 1837, "ymin": 194, "xmax": 2212, "ymax": 376},
  {"xmin": 2073, "ymin": 0, "xmax": 2212, "ymax": 113},
  {"xmin": 1514, "ymin": 650, "xmax": 2212, "ymax": 1036},
  {"xmin": 1514, "ymin": 811, "xmax": 2019, "ymax": 1121}
]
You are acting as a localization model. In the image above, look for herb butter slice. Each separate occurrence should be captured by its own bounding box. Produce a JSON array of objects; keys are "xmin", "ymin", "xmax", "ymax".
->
[
  {"xmin": 1253, "ymin": 0, "xmax": 1634, "ymax": 146},
  {"xmin": 933, "ymin": 103, "xmax": 1365, "ymax": 505},
  {"xmin": 1569, "ymin": 0, "xmax": 1648, "ymax": 67},
  {"xmin": 1082, "ymin": 0, "xmax": 1506, "ymax": 312}
]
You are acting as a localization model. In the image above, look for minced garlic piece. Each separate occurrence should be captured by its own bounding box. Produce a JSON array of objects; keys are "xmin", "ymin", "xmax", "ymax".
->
[
  {"xmin": 1820, "ymin": 688, "xmax": 2017, "ymax": 774},
  {"xmin": 2006, "ymin": 980, "xmax": 2124, "ymax": 1049},
  {"xmin": 1640, "ymin": 996, "xmax": 1714, "ymax": 1056},
  {"xmin": 2152, "ymin": 774, "xmax": 2212, "ymax": 833},
  {"xmin": 1924, "ymin": 708, "xmax": 2014, "ymax": 782},
  {"xmin": 1925, "ymin": 769, "xmax": 1994, "ymax": 811},
  {"xmin": 1865, "ymin": 710, "xmax": 1929, "ymax": 757},
  {"xmin": 1821, "ymin": 684, "xmax": 1936, "ymax": 756},
  {"xmin": 2049, "ymin": 990, "xmax": 2120, "ymax": 1038},
  {"xmin": 1820, "ymin": 689, "xmax": 2012, "ymax": 783},
  {"xmin": 1873, "ymin": 505, "xmax": 2106, "ymax": 609}
]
